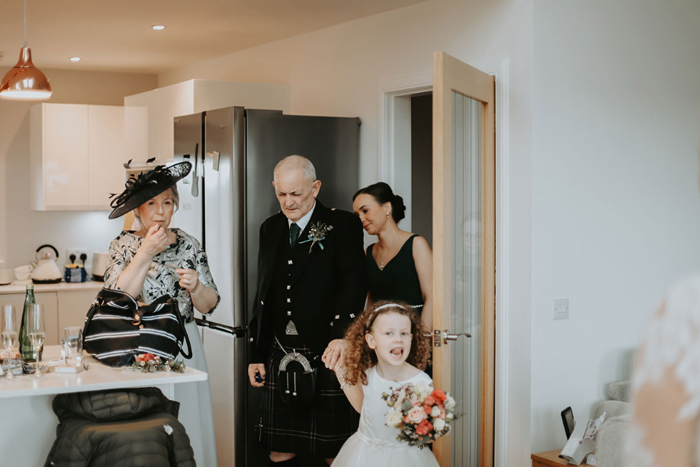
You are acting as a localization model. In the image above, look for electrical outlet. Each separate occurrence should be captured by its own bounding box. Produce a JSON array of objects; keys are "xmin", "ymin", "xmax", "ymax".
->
[
  {"xmin": 553, "ymin": 298, "xmax": 569, "ymax": 320},
  {"xmin": 66, "ymin": 249, "xmax": 90, "ymax": 267}
]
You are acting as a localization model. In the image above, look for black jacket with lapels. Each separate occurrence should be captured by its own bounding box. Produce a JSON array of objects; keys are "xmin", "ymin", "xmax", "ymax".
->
[{"xmin": 248, "ymin": 201, "xmax": 367, "ymax": 363}]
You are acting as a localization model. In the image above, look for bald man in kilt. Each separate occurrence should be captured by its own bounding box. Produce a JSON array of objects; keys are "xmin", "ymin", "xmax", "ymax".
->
[{"xmin": 248, "ymin": 155, "xmax": 367, "ymax": 466}]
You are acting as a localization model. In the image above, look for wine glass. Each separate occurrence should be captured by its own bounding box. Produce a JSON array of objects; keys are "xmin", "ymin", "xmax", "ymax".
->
[
  {"xmin": 1, "ymin": 305, "xmax": 18, "ymax": 380},
  {"xmin": 28, "ymin": 304, "xmax": 45, "ymax": 378}
]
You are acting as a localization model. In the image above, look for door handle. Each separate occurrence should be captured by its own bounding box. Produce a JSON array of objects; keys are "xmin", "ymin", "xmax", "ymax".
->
[
  {"xmin": 428, "ymin": 329, "xmax": 472, "ymax": 347},
  {"xmin": 444, "ymin": 331, "xmax": 472, "ymax": 341}
]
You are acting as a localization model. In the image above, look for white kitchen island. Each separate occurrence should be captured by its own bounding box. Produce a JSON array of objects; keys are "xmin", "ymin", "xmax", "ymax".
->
[{"xmin": 0, "ymin": 346, "xmax": 207, "ymax": 466}]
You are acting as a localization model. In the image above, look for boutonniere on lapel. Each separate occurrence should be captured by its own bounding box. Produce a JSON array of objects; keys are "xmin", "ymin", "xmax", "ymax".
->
[{"xmin": 298, "ymin": 221, "xmax": 333, "ymax": 253}]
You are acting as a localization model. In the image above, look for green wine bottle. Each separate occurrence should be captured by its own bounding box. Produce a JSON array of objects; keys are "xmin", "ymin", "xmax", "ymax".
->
[{"xmin": 19, "ymin": 284, "xmax": 37, "ymax": 362}]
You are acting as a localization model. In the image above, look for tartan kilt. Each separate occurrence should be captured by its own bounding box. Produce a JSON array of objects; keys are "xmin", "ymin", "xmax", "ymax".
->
[{"xmin": 258, "ymin": 342, "xmax": 360, "ymax": 458}]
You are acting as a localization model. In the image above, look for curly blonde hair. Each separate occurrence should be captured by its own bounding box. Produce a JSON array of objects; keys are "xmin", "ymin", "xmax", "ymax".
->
[{"xmin": 343, "ymin": 300, "xmax": 431, "ymax": 386}]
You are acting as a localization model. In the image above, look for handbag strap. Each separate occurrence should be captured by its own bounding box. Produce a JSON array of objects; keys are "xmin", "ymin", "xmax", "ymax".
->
[{"xmin": 174, "ymin": 304, "xmax": 193, "ymax": 360}]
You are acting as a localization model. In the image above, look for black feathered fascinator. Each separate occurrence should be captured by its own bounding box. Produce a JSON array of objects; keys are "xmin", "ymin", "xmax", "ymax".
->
[{"xmin": 108, "ymin": 162, "xmax": 192, "ymax": 219}]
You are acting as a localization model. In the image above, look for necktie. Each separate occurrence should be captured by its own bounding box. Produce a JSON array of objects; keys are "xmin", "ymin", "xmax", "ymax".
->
[{"xmin": 289, "ymin": 223, "xmax": 301, "ymax": 246}]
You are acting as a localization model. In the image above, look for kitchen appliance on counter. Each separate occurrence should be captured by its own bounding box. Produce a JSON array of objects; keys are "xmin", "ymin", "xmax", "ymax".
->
[
  {"xmin": 32, "ymin": 245, "xmax": 63, "ymax": 284},
  {"xmin": 64, "ymin": 266, "xmax": 87, "ymax": 283},
  {"xmin": 64, "ymin": 253, "xmax": 87, "ymax": 283},
  {"xmin": 174, "ymin": 107, "xmax": 359, "ymax": 466},
  {"xmin": 91, "ymin": 252, "xmax": 108, "ymax": 281}
]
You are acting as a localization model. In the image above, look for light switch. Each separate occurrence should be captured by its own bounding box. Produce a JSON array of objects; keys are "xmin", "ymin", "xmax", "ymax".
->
[{"xmin": 553, "ymin": 298, "xmax": 569, "ymax": 320}]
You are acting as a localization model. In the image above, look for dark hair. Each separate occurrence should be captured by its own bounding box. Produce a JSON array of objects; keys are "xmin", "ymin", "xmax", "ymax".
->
[{"xmin": 353, "ymin": 182, "xmax": 406, "ymax": 223}]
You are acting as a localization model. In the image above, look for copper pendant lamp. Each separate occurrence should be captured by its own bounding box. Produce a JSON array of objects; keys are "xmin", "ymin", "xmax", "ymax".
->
[{"xmin": 0, "ymin": 0, "xmax": 52, "ymax": 100}]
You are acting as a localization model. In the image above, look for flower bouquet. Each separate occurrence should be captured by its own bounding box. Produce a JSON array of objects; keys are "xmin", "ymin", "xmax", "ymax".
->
[
  {"xmin": 128, "ymin": 353, "xmax": 186, "ymax": 373},
  {"xmin": 382, "ymin": 383, "xmax": 457, "ymax": 448}
]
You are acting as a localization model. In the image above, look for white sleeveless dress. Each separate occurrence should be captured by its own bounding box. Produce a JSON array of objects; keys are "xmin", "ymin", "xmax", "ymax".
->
[{"xmin": 333, "ymin": 366, "xmax": 439, "ymax": 467}]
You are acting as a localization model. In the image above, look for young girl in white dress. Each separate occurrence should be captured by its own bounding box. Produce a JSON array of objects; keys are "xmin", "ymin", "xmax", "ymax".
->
[{"xmin": 331, "ymin": 301, "xmax": 439, "ymax": 466}]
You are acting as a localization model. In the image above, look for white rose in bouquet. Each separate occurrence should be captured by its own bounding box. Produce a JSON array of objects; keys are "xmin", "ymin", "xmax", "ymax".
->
[
  {"xmin": 385, "ymin": 408, "xmax": 403, "ymax": 427},
  {"xmin": 433, "ymin": 418, "xmax": 446, "ymax": 431},
  {"xmin": 414, "ymin": 383, "xmax": 432, "ymax": 400},
  {"xmin": 431, "ymin": 405, "xmax": 441, "ymax": 418},
  {"xmin": 445, "ymin": 395, "xmax": 456, "ymax": 411}
]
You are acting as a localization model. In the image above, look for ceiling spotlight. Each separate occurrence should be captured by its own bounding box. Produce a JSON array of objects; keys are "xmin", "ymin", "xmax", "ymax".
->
[
  {"xmin": 152, "ymin": 25, "xmax": 166, "ymax": 31},
  {"xmin": 70, "ymin": 57, "xmax": 81, "ymax": 62}
]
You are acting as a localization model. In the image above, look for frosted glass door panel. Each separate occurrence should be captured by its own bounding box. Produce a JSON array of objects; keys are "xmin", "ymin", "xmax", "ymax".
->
[{"xmin": 451, "ymin": 92, "xmax": 482, "ymax": 467}]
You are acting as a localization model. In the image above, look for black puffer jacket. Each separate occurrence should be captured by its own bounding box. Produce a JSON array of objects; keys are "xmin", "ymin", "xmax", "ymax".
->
[{"xmin": 44, "ymin": 387, "xmax": 195, "ymax": 467}]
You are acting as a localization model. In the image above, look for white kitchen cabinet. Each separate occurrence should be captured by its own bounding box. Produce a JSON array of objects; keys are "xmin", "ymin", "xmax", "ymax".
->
[
  {"xmin": 124, "ymin": 79, "xmax": 291, "ymax": 165},
  {"xmin": 30, "ymin": 104, "xmax": 89, "ymax": 210},
  {"xmin": 30, "ymin": 103, "xmax": 125, "ymax": 211},
  {"xmin": 88, "ymin": 106, "xmax": 126, "ymax": 209},
  {"xmin": 123, "ymin": 82, "xmax": 196, "ymax": 166}
]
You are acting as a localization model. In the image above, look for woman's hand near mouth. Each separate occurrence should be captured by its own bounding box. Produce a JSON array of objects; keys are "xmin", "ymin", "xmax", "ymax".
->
[{"xmin": 141, "ymin": 225, "xmax": 170, "ymax": 258}]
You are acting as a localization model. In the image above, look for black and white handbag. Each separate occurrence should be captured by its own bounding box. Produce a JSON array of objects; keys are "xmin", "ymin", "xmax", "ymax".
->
[{"xmin": 83, "ymin": 288, "xmax": 192, "ymax": 366}]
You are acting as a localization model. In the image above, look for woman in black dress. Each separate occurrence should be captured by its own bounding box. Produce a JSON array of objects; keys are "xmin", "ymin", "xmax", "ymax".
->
[{"xmin": 352, "ymin": 182, "xmax": 433, "ymax": 331}]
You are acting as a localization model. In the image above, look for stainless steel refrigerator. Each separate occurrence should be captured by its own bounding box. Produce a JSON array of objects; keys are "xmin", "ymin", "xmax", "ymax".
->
[{"xmin": 173, "ymin": 107, "xmax": 360, "ymax": 467}]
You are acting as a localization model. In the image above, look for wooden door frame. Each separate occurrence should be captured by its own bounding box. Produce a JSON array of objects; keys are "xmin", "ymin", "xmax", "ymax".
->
[
  {"xmin": 378, "ymin": 74, "xmax": 433, "ymax": 232},
  {"xmin": 432, "ymin": 51, "xmax": 496, "ymax": 467}
]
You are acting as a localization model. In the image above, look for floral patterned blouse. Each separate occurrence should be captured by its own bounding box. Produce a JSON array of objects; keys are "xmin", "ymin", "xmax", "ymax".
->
[{"xmin": 104, "ymin": 228, "xmax": 220, "ymax": 323}]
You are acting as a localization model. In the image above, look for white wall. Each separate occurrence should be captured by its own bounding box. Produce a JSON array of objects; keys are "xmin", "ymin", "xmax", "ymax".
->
[
  {"xmin": 531, "ymin": 0, "xmax": 700, "ymax": 452},
  {"xmin": 159, "ymin": 0, "xmax": 534, "ymax": 464},
  {"xmin": 0, "ymin": 69, "xmax": 157, "ymax": 271}
]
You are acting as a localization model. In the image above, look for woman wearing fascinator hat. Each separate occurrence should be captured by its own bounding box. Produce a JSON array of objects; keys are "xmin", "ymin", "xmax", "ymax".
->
[{"xmin": 104, "ymin": 162, "xmax": 220, "ymax": 465}]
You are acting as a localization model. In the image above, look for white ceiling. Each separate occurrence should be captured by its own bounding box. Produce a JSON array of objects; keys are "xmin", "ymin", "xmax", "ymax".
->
[{"xmin": 0, "ymin": 0, "xmax": 424, "ymax": 74}]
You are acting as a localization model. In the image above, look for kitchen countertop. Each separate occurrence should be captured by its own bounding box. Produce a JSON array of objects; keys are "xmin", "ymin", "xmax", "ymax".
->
[
  {"xmin": 0, "ymin": 346, "xmax": 207, "ymax": 399},
  {"xmin": 0, "ymin": 346, "xmax": 207, "ymax": 466},
  {"xmin": 0, "ymin": 281, "xmax": 104, "ymax": 294}
]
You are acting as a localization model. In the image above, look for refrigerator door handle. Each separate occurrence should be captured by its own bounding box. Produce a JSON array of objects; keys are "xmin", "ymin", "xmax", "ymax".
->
[
  {"xmin": 194, "ymin": 317, "xmax": 246, "ymax": 338},
  {"xmin": 191, "ymin": 143, "xmax": 199, "ymax": 196}
]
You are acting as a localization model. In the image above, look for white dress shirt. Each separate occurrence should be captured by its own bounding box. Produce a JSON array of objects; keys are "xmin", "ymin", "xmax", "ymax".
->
[{"xmin": 288, "ymin": 202, "xmax": 316, "ymax": 234}]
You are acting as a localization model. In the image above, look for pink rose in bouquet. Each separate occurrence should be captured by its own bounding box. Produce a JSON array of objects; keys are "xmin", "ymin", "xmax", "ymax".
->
[
  {"xmin": 431, "ymin": 389, "xmax": 447, "ymax": 403},
  {"xmin": 381, "ymin": 383, "xmax": 458, "ymax": 448},
  {"xmin": 415, "ymin": 419, "xmax": 433, "ymax": 436},
  {"xmin": 407, "ymin": 406, "xmax": 426, "ymax": 424}
]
